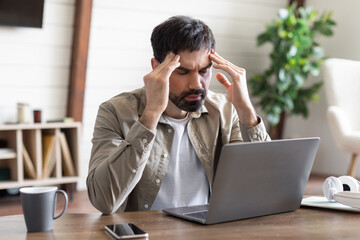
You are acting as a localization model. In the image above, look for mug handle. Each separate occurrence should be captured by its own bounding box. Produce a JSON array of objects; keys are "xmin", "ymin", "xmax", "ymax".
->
[{"xmin": 54, "ymin": 189, "xmax": 68, "ymax": 220}]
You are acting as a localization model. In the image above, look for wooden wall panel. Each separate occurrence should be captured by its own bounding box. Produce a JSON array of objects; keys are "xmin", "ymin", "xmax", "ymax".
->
[{"xmin": 67, "ymin": 0, "xmax": 93, "ymax": 122}]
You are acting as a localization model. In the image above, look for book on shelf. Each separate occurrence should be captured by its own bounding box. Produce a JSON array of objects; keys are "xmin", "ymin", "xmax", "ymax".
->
[
  {"xmin": 0, "ymin": 148, "xmax": 16, "ymax": 159},
  {"xmin": 42, "ymin": 135, "xmax": 56, "ymax": 178},
  {"xmin": 22, "ymin": 143, "xmax": 36, "ymax": 179},
  {"xmin": 59, "ymin": 132, "xmax": 75, "ymax": 176},
  {"xmin": 0, "ymin": 148, "xmax": 15, "ymax": 155}
]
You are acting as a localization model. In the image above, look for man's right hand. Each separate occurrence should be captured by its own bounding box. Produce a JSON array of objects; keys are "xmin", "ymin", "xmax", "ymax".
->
[{"xmin": 140, "ymin": 53, "xmax": 180, "ymax": 130}]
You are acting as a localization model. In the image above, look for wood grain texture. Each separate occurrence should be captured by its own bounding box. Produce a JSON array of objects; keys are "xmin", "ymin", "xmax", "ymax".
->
[
  {"xmin": 67, "ymin": 0, "xmax": 93, "ymax": 122},
  {"xmin": 1, "ymin": 208, "xmax": 360, "ymax": 240}
]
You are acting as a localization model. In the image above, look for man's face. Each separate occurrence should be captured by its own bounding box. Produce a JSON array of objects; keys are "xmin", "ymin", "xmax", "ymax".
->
[{"xmin": 169, "ymin": 49, "xmax": 212, "ymax": 112}]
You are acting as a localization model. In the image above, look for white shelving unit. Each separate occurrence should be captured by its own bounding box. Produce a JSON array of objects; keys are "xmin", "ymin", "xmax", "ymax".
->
[{"xmin": 0, "ymin": 122, "xmax": 81, "ymax": 189}]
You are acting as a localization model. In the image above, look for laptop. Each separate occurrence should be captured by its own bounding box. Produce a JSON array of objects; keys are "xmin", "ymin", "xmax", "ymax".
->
[{"xmin": 163, "ymin": 137, "xmax": 320, "ymax": 224}]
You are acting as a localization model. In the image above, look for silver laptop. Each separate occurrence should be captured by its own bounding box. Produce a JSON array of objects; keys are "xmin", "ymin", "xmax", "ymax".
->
[{"xmin": 163, "ymin": 137, "xmax": 320, "ymax": 224}]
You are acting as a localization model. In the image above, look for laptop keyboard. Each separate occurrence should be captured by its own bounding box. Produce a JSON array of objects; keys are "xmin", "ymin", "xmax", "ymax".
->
[{"xmin": 184, "ymin": 210, "xmax": 208, "ymax": 220}]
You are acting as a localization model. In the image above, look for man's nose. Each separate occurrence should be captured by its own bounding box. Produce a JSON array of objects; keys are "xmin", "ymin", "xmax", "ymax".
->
[{"xmin": 188, "ymin": 73, "xmax": 202, "ymax": 90}]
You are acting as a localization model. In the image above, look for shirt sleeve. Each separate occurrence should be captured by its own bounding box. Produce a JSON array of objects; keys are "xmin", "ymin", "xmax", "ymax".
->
[
  {"xmin": 239, "ymin": 116, "xmax": 271, "ymax": 142},
  {"xmin": 86, "ymin": 101, "xmax": 156, "ymax": 214},
  {"xmin": 228, "ymin": 102, "xmax": 271, "ymax": 143}
]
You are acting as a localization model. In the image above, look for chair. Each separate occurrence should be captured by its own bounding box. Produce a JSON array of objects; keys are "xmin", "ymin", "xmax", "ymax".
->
[{"xmin": 323, "ymin": 58, "xmax": 360, "ymax": 176}]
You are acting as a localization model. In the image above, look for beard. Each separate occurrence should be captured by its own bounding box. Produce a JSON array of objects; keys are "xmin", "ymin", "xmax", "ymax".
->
[{"xmin": 169, "ymin": 88, "xmax": 207, "ymax": 112}]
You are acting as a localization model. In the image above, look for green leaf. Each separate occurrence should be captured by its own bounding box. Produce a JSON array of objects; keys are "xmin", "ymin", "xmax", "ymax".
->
[
  {"xmin": 324, "ymin": 11, "xmax": 334, "ymax": 22},
  {"xmin": 277, "ymin": 69, "xmax": 291, "ymax": 92},
  {"xmin": 294, "ymin": 74, "xmax": 305, "ymax": 87},
  {"xmin": 278, "ymin": 68, "xmax": 286, "ymax": 82},
  {"xmin": 312, "ymin": 94, "xmax": 320, "ymax": 102},
  {"xmin": 289, "ymin": 2, "xmax": 298, "ymax": 12},
  {"xmin": 319, "ymin": 27, "xmax": 334, "ymax": 36},
  {"xmin": 257, "ymin": 32, "xmax": 269, "ymax": 46},
  {"xmin": 327, "ymin": 19, "xmax": 337, "ymax": 26},
  {"xmin": 299, "ymin": 7, "xmax": 307, "ymax": 19},
  {"xmin": 310, "ymin": 67, "xmax": 320, "ymax": 76},
  {"xmin": 288, "ymin": 45, "xmax": 297, "ymax": 57},
  {"xmin": 296, "ymin": 19, "xmax": 308, "ymax": 30},
  {"xmin": 300, "ymin": 37, "xmax": 312, "ymax": 48},
  {"xmin": 283, "ymin": 96, "xmax": 294, "ymax": 110},
  {"xmin": 309, "ymin": 10, "xmax": 319, "ymax": 21},
  {"xmin": 312, "ymin": 46, "xmax": 324, "ymax": 58},
  {"xmin": 251, "ymin": 74, "xmax": 261, "ymax": 81},
  {"xmin": 287, "ymin": 15, "xmax": 297, "ymax": 26},
  {"xmin": 279, "ymin": 8, "xmax": 289, "ymax": 20},
  {"xmin": 299, "ymin": 58, "xmax": 307, "ymax": 66},
  {"xmin": 273, "ymin": 105, "xmax": 282, "ymax": 114},
  {"xmin": 289, "ymin": 58, "xmax": 297, "ymax": 67},
  {"xmin": 303, "ymin": 63, "xmax": 311, "ymax": 73},
  {"xmin": 278, "ymin": 29, "xmax": 288, "ymax": 39},
  {"xmin": 268, "ymin": 112, "xmax": 280, "ymax": 125}
]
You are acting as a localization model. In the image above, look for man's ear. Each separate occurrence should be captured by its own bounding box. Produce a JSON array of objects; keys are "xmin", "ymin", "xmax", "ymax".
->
[{"xmin": 151, "ymin": 58, "xmax": 160, "ymax": 70}]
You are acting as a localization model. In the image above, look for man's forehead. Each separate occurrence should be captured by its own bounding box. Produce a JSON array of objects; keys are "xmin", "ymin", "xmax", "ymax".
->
[{"xmin": 177, "ymin": 49, "xmax": 212, "ymax": 69}]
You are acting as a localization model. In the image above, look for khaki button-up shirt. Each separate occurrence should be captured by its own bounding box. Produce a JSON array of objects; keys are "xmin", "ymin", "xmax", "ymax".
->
[{"xmin": 87, "ymin": 88, "xmax": 270, "ymax": 214}]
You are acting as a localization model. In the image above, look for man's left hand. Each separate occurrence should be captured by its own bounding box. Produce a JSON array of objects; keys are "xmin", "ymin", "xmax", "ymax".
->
[{"xmin": 210, "ymin": 51, "xmax": 258, "ymax": 127}]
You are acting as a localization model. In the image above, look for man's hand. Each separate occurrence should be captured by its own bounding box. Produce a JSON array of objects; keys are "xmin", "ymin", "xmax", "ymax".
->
[
  {"xmin": 140, "ymin": 53, "xmax": 180, "ymax": 130},
  {"xmin": 210, "ymin": 51, "xmax": 258, "ymax": 127}
]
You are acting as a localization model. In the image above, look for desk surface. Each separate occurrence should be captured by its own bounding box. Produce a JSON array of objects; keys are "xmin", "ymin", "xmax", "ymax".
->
[{"xmin": 1, "ymin": 207, "xmax": 360, "ymax": 240}]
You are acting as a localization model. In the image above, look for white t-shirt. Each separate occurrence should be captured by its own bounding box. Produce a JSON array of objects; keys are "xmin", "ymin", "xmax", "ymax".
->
[{"xmin": 151, "ymin": 114, "xmax": 210, "ymax": 210}]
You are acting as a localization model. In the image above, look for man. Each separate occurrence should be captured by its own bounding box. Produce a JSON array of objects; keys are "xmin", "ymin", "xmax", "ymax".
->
[{"xmin": 87, "ymin": 16, "xmax": 270, "ymax": 214}]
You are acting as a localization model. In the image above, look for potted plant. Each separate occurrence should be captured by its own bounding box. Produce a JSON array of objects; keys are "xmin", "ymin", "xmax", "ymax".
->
[{"xmin": 249, "ymin": 3, "xmax": 336, "ymax": 139}]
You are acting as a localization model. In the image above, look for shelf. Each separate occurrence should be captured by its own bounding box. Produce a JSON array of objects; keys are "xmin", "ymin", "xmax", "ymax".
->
[
  {"xmin": 0, "ymin": 177, "xmax": 80, "ymax": 190},
  {"xmin": 0, "ymin": 123, "xmax": 81, "ymax": 190},
  {"xmin": 0, "ymin": 181, "xmax": 18, "ymax": 189},
  {"xmin": 0, "ymin": 152, "xmax": 17, "ymax": 160}
]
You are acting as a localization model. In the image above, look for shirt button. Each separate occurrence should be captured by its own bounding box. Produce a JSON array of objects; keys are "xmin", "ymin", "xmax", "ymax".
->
[
  {"xmin": 142, "ymin": 138, "xmax": 147, "ymax": 143},
  {"xmin": 131, "ymin": 169, "xmax": 136, "ymax": 174},
  {"xmin": 168, "ymin": 129, "xmax": 172, "ymax": 133},
  {"xmin": 144, "ymin": 204, "xmax": 149, "ymax": 209},
  {"xmin": 162, "ymin": 153, "xmax": 168, "ymax": 158},
  {"xmin": 155, "ymin": 179, "xmax": 160, "ymax": 184}
]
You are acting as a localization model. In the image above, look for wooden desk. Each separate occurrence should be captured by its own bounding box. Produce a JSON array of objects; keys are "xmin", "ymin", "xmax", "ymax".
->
[{"xmin": 1, "ymin": 207, "xmax": 360, "ymax": 240}]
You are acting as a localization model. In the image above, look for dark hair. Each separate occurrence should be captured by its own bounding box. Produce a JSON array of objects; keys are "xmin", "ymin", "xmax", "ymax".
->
[{"xmin": 151, "ymin": 16, "xmax": 216, "ymax": 62}]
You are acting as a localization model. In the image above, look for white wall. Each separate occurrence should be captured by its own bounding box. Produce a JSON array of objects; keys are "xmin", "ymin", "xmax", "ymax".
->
[
  {"xmin": 81, "ymin": 0, "xmax": 288, "ymax": 189},
  {"xmin": 0, "ymin": 0, "xmax": 75, "ymax": 124},
  {"xmin": 283, "ymin": 0, "xmax": 360, "ymax": 177}
]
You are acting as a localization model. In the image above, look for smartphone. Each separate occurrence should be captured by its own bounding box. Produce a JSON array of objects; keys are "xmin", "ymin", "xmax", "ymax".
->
[{"xmin": 105, "ymin": 223, "xmax": 149, "ymax": 239}]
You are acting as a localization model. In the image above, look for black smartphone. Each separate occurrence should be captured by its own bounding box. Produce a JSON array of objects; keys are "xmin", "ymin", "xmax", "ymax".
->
[{"xmin": 105, "ymin": 223, "xmax": 149, "ymax": 239}]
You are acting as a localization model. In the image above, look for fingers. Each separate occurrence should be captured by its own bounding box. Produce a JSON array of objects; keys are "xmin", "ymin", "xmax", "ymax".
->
[
  {"xmin": 164, "ymin": 56, "xmax": 180, "ymax": 78},
  {"xmin": 210, "ymin": 51, "xmax": 246, "ymax": 84},
  {"xmin": 216, "ymin": 72, "xmax": 231, "ymax": 89},
  {"xmin": 212, "ymin": 62, "xmax": 244, "ymax": 82},
  {"xmin": 155, "ymin": 52, "xmax": 180, "ymax": 78},
  {"xmin": 210, "ymin": 51, "xmax": 233, "ymax": 67},
  {"xmin": 156, "ymin": 52, "xmax": 180, "ymax": 71},
  {"xmin": 163, "ymin": 53, "xmax": 180, "ymax": 69},
  {"xmin": 210, "ymin": 51, "xmax": 246, "ymax": 74},
  {"xmin": 160, "ymin": 52, "xmax": 176, "ymax": 63}
]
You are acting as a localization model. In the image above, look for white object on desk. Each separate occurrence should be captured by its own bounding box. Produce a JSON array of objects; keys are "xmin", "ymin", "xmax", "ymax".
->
[{"xmin": 301, "ymin": 196, "xmax": 360, "ymax": 213}]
